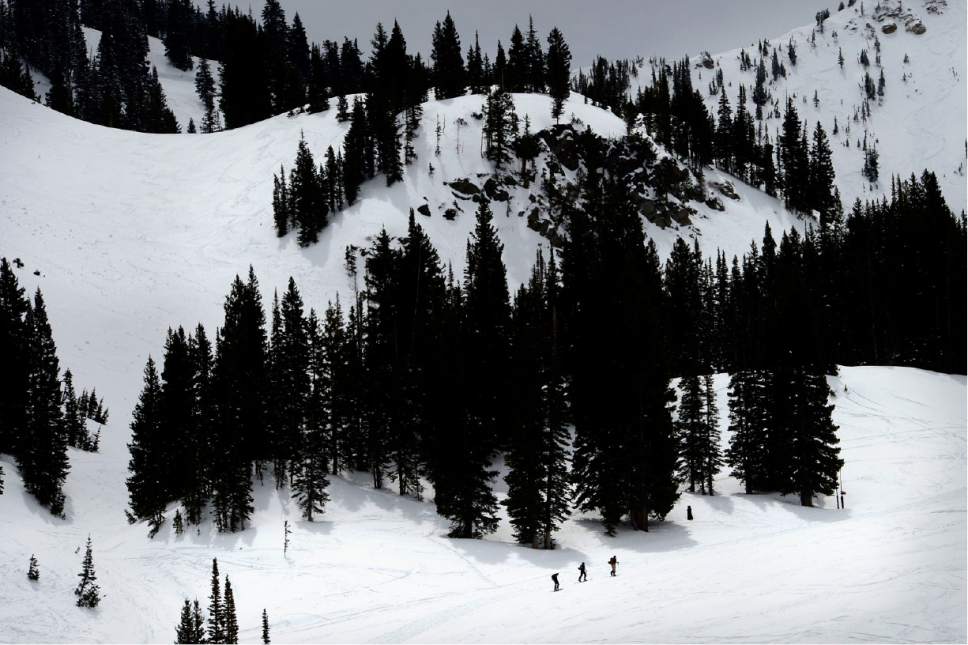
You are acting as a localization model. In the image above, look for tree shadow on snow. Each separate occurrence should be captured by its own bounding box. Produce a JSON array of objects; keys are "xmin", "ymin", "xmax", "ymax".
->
[
  {"xmin": 739, "ymin": 492, "xmax": 852, "ymax": 523},
  {"xmin": 678, "ymin": 491, "xmax": 736, "ymax": 515},
  {"xmin": 16, "ymin": 488, "xmax": 70, "ymax": 526},
  {"xmin": 570, "ymin": 518, "xmax": 700, "ymax": 554},
  {"xmin": 446, "ymin": 535, "xmax": 591, "ymax": 569},
  {"xmin": 295, "ymin": 518, "xmax": 334, "ymax": 535},
  {"xmin": 329, "ymin": 475, "xmax": 442, "ymax": 527}
]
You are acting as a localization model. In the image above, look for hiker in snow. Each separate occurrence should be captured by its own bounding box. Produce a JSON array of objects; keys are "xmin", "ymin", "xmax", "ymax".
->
[
  {"xmin": 551, "ymin": 572, "xmax": 560, "ymax": 591},
  {"xmin": 608, "ymin": 555, "xmax": 618, "ymax": 577},
  {"xmin": 578, "ymin": 562, "xmax": 587, "ymax": 582},
  {"xmin": 687, "ymin": 505, "xmax": 693, "ymax": 520}
]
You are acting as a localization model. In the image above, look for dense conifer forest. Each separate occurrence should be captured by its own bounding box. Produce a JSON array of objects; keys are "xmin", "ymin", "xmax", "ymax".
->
[{"xmin": 125, "ymin": 166, "xmax": 965, "ymax": 542}]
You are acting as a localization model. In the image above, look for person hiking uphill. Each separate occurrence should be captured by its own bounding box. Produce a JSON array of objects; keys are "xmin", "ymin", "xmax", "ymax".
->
[
  {"xmin": 608, "ymin": 555, "xmax": 618, "ymax": 577},
  {"xmin": 551, "ymin": 572, "xmax": 560, "ymax": 591},
  {"xmin": 578, "ymin": 562, "xmax": 587, "ymax": 582}
]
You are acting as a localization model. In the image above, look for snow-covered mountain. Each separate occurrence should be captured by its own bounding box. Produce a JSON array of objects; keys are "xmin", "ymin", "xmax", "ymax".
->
[
  {"xmin": 675, "ymin": 0, "xmax": 966, "ymax": 212},
  {"xmin": 1, "ymin": 1, "xmax": 965, "ymax": 642}
]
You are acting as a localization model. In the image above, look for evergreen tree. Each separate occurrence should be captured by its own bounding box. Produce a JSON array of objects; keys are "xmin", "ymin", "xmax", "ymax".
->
[
  {"xmin": 504, "ymin": 250, "xmax": 571, "ymax": 548},
  {"xmin": 324, "ymin": 147, "xmax": 341, "ymax": 211},
  {"xmin": 437, "ymin": 201, "xmax": 510, "ymax": 538},
  {"xmin": 74, "ymin": 536, "xmax": 100, "ymax": 608},
  {"xmin": 307, "ymin": 43, "xmax": 330, "ymax": 113},
  {"xmin": 285, "ymin": 12, "xmax": 310, "ymax": 108},
  {"xmin": 0, "ymin": 49, "xmax": 37, "ymax": 100},
  {"xmin": 27, "ymin": 554, "xmax": 39, "ymax": 581},
  {"xmin": 466, "ymin": 32, "xmax": 485, "ymax": 94},
  {"xmin": 545, "ymin": 27, "xmax": 571, "ymax": 121},
  {"xmin": 430, "ymin": 12, "xmax": 464, "ymax": 99},
  {"xmin": 483, "ymin": 85, "xmax": 518, "ymax": 170},
  {"xmin": 163, "ymin": 0, "xmax": 193, "ymax": 71},
  {"xmin": 715, "ymin": 86, "xmax": 733, "ymax": 170},
  {"xmin": 513, "ymin": 115, "xmax": 540, "ymax": 187},
  {"xmin": 272, "ymin": 166, "xmax": 292, "ymax": 237},
  {"xmin": 184, "ymin": 324, "xmax": 215, "ymax": 525},
  {"xmin": 218, "ymin": 10, "xmax": 272, "ymax": 128},
  {"xmin": 318, "ymin": 300, "xmax": 351, "ymax": 475},
  {"xmin": 289, "ymin": 135, "xmax": 327, "ymax": 246},
  {"xmin": 390, "ymin": 214, "xmax": 446, "ymax": 499},
  {"xmin": 701, "ymin": 373, "xmax": 723, "ymax": 494},
  {"xmin": 564, "ymin": 154, "xmax": 679, "ymax": 534},
  {"xmin": 275, "ymin": 278, "xmax": 310, "ymax": 480},
  {"xmin": 292, "ymin": 310, "xmax": 331, "ymax": 520},
  {"xmin": 464, "ymin": 200, "xmax": 512, "ymax": 449},
  {"xmin": 175, "ymin": 598, "xmax": 206, "ymax": 644},
  {"xmin": 524, "ymin": 16, "xmax": 545, "ymax": 92},
  {"xmin": 160, "ymin": 326, "xmax": 195, "ymax": 503},
  {"xmin": 207, "ymin": 559, "xmax": 224, "ymax": 644},
  {"xmin": 784, "ymin": 370, "xmax": 843, "ymax": 506},
  {"xmin": 211, "ymin": 270, "xmax": 264, "ymax": 532},
  {"xmin": 194, "ymin": 59, "xmax": 219, "ymax": 133},
  {"xmin": 493, "ymin": 40, "xmax": 507, "ymax": 89},
  {"xmin": 341, "ymin": 97, "xmax": 371, "ymax": 205},
  {"xmin": 262, "ymin": 608, "xmax": 270, "ymax": 643},
  {"xmin": 223, "ymin": 577, "xmax": 239, "ymax": 644},
  {"xmin": 126, "ymin": 357, "xmax": 165, "ymax": 524},
  {"xmin": 0, "ymin": 258, "xmax": 29, "ymax": 462},
  {"xmin": 676, "ymin": 375, "xmax": 705, "ymax": 493},
  {"xmin": 19, "ymin": 290, "xmax": 69, "ymax": 516},
  {"xmin": 862, "ymin": 146, "xmax": 879, "ymax": 182},
  {"xmin": 360, "ymin": 231, "xmax": 398, "ymax": 491},
  {"xmin": 62, "ymin": 369, "xmax": 86, "ymax": 449},
  {"xmin": 808, "ymin": 122, "xmax": 838, "ymax": 217},
  {"xmin": 780, "ymin": 98, "xmax": 808, "ymax": 211},
  {"xmin": 505, "ymin": 25, "xmax": 527, "ymax": 92},
  {"xmin": 725, "ymin": 370, "xmax": 769, "ymax": 493},
  {"xmin": 749, "ymin": 58, "xmax": 768, "ymax": 120}
]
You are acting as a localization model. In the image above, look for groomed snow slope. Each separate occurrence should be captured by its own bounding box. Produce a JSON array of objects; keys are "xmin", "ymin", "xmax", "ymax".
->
[
  {"xmin": 674, "ymin": 0, "xmax": 967, "ymax": 212},
  {"xmin": 0, "ymin": 367, "xmax": 964, "ymax": 642}
]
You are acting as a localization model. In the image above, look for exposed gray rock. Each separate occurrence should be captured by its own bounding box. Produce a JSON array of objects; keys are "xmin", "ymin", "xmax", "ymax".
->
[{"xmin": 448, "ymin": 178, "xmax": 480, "ymax": 195}]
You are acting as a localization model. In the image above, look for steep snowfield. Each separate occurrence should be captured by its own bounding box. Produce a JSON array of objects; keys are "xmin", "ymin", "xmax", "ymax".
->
[
  {"xmin": 0, "ymin": 367, "xmax": 963, "ymax": 642},
  {"xmin": 677, "ymin": 0, "xmax": 967, "ymax": 212}
]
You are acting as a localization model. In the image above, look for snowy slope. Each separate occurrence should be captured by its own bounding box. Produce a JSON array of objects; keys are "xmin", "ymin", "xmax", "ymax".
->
[
  {"xmin": 0, "ymin": 366, "xmax": 963, "ymax": 642},
  {"xmin": 674, "ymin": 0, "xmax": 967, "ymax": 212}
]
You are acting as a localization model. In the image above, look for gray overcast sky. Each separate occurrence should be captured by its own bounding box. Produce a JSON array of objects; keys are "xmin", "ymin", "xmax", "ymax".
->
[{"xmin": 254, "ymin": 1, "xmax": 833, "ymax": 64}]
